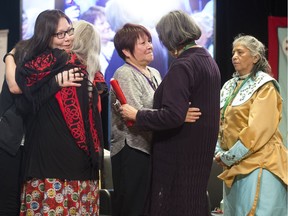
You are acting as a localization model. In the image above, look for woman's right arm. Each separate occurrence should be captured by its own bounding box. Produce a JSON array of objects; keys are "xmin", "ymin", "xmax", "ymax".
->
[
  {"xmin": 121, "ymin": 105, "xmax": 202, "ymax": 123},
  {"xmin": 5, "ymin": 50, "xmax": 82, "ymax": 92},
  {"xmin": 4, "ymin": 50, "xmax": 22, "ymax": 94}
]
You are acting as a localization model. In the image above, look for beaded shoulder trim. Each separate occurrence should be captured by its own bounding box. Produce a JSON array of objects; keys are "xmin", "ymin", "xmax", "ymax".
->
[{"xmin": 220, "ymin": 72, "xmax": 279, "ymax": 108}]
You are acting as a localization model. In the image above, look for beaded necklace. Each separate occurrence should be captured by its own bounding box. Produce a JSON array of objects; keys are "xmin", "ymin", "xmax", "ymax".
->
[{"xmin": 182, "ymin": 41, "xmax": 197, "ymax": 52}]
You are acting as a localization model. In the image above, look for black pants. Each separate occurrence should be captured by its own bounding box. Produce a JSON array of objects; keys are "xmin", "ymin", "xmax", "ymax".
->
[
  {"xmin": 111, "ymin": 144, "xmax": 150, "ymax": 216},
  {"xmin": 0, "ymin": 146, "xmax": 24, "ymax": 216}
]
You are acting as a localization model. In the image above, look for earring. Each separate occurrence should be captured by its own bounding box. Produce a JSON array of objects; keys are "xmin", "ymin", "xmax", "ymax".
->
[{"xmin": 174, "ymin": 50, "xmax": 178, "ymax": 56}]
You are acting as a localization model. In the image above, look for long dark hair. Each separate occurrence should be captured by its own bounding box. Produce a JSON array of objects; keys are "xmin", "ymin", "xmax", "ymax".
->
[{"xmin": 14, "ymin": 9, "xmax": 72, "ymax": 65}]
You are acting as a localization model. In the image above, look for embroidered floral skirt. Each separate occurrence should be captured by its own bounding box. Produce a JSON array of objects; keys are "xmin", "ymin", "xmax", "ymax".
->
[{"xmin": 19, "ymin": 178, "xmax": 99, "ymax": 216}]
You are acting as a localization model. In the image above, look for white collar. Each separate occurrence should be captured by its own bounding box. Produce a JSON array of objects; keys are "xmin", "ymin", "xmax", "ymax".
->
[{"xmin": 220, "ymin": 71, "xmax": 279, "ymax": 107}]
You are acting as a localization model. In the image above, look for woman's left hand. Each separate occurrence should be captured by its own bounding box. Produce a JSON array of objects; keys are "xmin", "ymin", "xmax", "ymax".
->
[
  {"xmin": 55, "ymin": 67, "xmax": 84, "ymax": 87},
  {"xmin": 185, "ymin": 107, "xmax": 201, "ymax": 122}
]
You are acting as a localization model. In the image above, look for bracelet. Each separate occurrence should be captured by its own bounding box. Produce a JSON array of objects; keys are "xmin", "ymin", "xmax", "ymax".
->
[{"xmin": 3, "ymin": 52, "xmax": 15, "ymax": 63}]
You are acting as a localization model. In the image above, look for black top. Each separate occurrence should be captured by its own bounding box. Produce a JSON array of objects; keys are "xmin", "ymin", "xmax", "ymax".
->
[
  {"xmin": 16, "ymin": 49, "xmax": 103, "ymax": 181},
  {"xmin": 22, "ymin": 94, "xmax": 97, "ymax": 180},
  {"xmin": 0, "ymin": 80, "xmax": 23, "ymax": 155},
  {"xmin": 0, "ymin": 80, "xmax": 14, "ymax": 114}
]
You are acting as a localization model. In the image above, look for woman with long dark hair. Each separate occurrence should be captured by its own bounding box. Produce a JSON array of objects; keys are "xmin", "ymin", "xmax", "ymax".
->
[{"xmin": 5, "ymin": 10, "xmax": 103, "ymax": 215}]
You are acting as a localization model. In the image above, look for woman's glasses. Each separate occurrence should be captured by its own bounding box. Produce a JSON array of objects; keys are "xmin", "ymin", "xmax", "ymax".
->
[{"xmin": 53, "ymin": 28, "xmax": 74, "ymax": 39}]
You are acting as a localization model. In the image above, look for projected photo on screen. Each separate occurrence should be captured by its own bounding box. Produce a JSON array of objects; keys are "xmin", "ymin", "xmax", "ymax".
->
[{"xmin": 22, "ymin": 0, "xmax": 215, "ymax": 81}]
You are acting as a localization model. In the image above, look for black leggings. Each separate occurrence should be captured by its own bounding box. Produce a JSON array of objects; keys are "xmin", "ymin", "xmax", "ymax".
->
[{"xmin": 0, "ymin": 146, "xmax": 23, "ymax": 216}]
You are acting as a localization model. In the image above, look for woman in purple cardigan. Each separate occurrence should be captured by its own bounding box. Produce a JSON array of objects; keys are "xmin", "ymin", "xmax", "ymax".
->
[{"xmin": 120, "ymin": 10, "xmax": 221, "ymax": 216}]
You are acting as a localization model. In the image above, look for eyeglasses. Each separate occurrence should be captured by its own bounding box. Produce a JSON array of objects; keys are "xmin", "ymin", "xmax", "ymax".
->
[{"xmin": 53, "ymin": 28, "xmax": 74, "ymax": 39}]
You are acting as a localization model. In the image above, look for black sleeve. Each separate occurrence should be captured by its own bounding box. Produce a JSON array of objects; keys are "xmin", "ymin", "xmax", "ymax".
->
[
  {"xmin": 135, "ymin": 63, "xmax": 191, "ymax": 131},
  {"xmin": 0, "ymin": 80, "xmax": 14, "ymax": 114},
  {"xmin": 15, "ymin": 73, "xmax": 61, "ymax": 114}
]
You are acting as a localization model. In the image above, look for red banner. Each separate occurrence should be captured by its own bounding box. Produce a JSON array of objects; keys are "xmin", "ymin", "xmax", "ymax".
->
[{"xmin": 268, "ymin": 16, "xmax": 287, "ymax": 80}]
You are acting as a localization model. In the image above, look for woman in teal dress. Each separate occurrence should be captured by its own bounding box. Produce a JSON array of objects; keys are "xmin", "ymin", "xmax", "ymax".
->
[{"xmin": 214, "ymin": 35, "xmax": 287, "ymax": 216}]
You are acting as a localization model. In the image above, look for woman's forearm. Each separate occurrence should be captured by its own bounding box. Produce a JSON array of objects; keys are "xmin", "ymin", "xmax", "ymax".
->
[{"xmin": 4, "ymin": 51, "xmax": 22, "ymax": 94}]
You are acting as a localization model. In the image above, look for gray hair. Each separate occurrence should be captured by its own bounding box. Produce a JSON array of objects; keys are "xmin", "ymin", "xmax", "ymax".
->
[
  {"xmin": 233, "ymin": 34, "xmax": 271, "ymax": 76},
  {"xmin": 156, "ymin": 10, "xmax": 201, "ymax": 52},
  {"xmin": 72, "ymin": 20, "xmax": 101, "ymax": 81}
]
